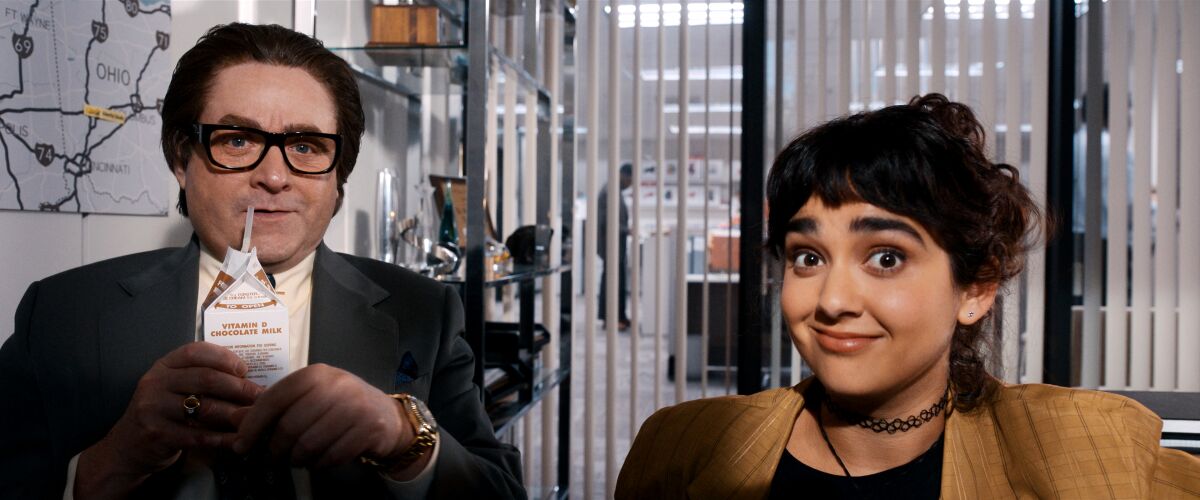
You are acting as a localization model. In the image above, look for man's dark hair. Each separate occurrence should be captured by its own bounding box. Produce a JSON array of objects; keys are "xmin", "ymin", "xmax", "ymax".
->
[
  {"xmin": 160, "ymin": 23, "xmax": 366, "ymax": 216},
  {"xmin": 620, "ymin": 163, "xmax": 633, "ymax": 177},
  {"xmin": 766, "ymin": 94, "xmax": 1046, "ymax": 413}
]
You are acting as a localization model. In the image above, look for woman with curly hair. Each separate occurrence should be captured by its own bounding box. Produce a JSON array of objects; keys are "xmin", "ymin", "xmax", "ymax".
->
[{"xmin": 616, "ymin": 94, "xmax": 1200, "ymax": 499}]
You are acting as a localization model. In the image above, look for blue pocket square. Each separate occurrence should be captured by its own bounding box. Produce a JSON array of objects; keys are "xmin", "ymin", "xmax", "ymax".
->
[{"xmin": 394, "ymin": 351, "xmax": 420, "ymax": 385}]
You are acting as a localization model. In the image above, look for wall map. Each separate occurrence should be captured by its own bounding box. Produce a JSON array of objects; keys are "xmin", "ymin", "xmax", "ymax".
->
[{"xmin": 0, "ymin": 0, "xmax": 171, "ymax": 215}]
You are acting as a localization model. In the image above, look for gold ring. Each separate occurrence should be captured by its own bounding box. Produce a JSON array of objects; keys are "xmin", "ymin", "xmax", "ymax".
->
[{"xmin": 183, "ymin": 394, "xmax": 201, "ymax": 418}]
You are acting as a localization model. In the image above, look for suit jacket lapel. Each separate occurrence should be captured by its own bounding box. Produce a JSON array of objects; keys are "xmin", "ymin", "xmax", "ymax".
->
[
  {"xmin": 98, "ymin": 238, "xmax": 199, "ymax": 420},
  {"xmin": 687, "ymin": 379, "xmax": 810, "ymax": 498},
  {"xmin": 307, "ymin": 244, "xmax": 398, "ymax": 391},
  {"xmin": 940, "ymin": 387, "xmax": 1029, "ymax": 500}
]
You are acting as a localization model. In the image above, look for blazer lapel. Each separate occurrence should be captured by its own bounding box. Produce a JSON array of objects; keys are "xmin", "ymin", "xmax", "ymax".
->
[
  {"xmin": 941, "ymin": 388, "xmax": 1027, "ymax": 500},
  {"xmin": 98, "ymin": 239, "xmax": 200, "ymax": 420},
  {"xmin": 687, "ymin": 380, "xmax": 810, "ymax": 498},
  {"xmin": 943, "ymin": 403, "xmax": 988, "ymax": 499},
  {"xmin": 307, "ymin": 244, "xmax": 398, "ymax": 391}
]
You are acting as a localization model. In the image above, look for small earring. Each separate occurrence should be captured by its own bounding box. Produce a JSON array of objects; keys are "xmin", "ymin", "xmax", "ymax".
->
[{"xmin": 967, "ymin": 311, "xmax": 975, "ymax": 319}]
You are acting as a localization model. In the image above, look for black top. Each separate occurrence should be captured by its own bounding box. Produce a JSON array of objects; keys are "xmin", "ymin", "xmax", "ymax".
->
[{"xmin": 767, "ymin": 434, "xmax": 944, "ymax": 500}]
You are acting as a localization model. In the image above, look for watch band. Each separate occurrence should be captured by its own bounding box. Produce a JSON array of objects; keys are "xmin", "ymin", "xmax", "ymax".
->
[{"xmin": 360, "ymin": 393, "xmax": 439, "ymax": 472}]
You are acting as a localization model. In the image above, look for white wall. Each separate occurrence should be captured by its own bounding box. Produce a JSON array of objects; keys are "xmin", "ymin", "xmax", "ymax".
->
[{"xmin": 0, "ymin": 1, "xmax": 408, "ymax": 343}]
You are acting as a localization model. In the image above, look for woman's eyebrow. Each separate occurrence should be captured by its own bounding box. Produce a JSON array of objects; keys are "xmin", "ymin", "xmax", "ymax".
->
[
  {"xmin": 786, "ymin": 217, "xmax": 818, "ymax": 235},
  {"xmin": 849, "ymin": 216, "xmax": 926, "ymax": 247}
]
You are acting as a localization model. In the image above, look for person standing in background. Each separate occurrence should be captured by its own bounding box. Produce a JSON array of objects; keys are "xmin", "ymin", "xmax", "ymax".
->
[{"xmin": 598, "ymin": 163, "xmax": 633, "ymax": 330}]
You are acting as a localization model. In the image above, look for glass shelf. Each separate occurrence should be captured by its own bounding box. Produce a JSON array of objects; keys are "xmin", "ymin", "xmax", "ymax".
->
[
  {"xmin": 329, "ymin": 44, "xmax": 467, "ymax": 67},
  {"xmin": 489, "ymin": 366, "xmax": 570, "ymax": 438},
  {"xmin": 424, "ymin": 0, "xmax": 465, "ymax": 27},
  {"xmin": 440, "ymin": 264, "xmax": 571, "ymax": 289},
  {"xmin": 484, "ymin": 264, "xmax": 571, "ymax": 288},
  {"xmin": 489, "ymin": 48, "xmax": 551, "ymax": 101},
  {"xmin": 327, "ymin": 45, "xmax": 466, "ymax": 101},
  {"xmin": 328, "ymin": 45, "xmax": 548, "ymax": 100}
]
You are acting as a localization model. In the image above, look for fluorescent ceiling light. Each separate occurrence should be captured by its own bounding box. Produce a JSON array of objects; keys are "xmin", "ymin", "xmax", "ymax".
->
[
  {"xmin": 604, "ymin": 2, "xmax": 744, "ymax": 28},
  {"xmin": 993, "ymin": 123, "xmax": 1034, "ymax": 134},
  {"xmin": 640, "ymin": 65, "xmax": 742, "ymax": 82},
  {"xmin": 669, "ymin": 125, "xmax": 741, "ymax": 135},
  {"xmin": 924, "ymin": 0, "xmax": 1037, "ymax": 20},
  {"xmin": 493, "ymin": 105, "xmax": 567, "ymax": 115},
  {"xmin": 874, "ymin": 62, "xmax": 1002, "ymax": 78},
  {"xmin": 663, "ymin": 103, "xmax": 742, "ymax": 113}
]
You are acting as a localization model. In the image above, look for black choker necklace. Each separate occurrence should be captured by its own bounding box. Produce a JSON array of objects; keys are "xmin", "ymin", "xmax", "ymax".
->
[{"xmin": 823, "ymin": 385, "xmax": 951, "ymax": 434}]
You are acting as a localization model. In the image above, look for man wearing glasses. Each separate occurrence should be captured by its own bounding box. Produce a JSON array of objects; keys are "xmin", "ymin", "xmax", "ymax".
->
[{"xmin": 0, "ymin": 23, "xmax": 523, "ymax": 498}]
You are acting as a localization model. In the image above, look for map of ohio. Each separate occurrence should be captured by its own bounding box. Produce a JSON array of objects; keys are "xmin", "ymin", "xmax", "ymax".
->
[{"xmin": 0, "ymin": 0, "xmax": 171, "ymax": 215}]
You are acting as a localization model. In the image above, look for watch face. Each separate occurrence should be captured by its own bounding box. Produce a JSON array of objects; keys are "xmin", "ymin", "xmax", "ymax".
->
[{"xmin": 412, "ymin": 397, "xmax": 438, "ymax": 433}]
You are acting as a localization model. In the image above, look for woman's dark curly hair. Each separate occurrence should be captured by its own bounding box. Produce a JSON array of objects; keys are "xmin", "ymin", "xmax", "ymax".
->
[{"xmin": 766, "ymin": 94, "xmax": 1045, "ymax": 412}]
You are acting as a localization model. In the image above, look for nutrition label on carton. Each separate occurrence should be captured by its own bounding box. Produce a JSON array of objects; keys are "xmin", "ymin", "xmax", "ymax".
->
[{"xmin": 229, "ymin": 342, "xmax": 286, "ymax": 374}]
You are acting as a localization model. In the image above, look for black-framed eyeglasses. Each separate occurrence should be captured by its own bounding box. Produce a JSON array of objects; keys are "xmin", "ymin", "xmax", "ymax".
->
[{"xmin": 193, "ymin": 123, "xmax": 342, "ymax": 175}]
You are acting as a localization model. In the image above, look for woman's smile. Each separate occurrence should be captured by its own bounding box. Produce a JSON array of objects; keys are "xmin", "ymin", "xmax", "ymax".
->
[{"xmin": 812, "ymin": 327, "xmax": 881, "ymax": 354}]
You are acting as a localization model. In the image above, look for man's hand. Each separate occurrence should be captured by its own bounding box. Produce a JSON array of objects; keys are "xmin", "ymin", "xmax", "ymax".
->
[
  {"xmin": 232, "ymin": 364, "xmax": 424, "ymax": 477},
  {"xmin": 75, "ymin": 342, "xmax": 262, "ymax": 499}
]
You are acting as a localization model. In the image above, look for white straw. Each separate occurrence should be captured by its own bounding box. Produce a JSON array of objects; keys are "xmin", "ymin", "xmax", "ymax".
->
[{"xmin": 241, "ymin": 207, "xmax": 254, "ymax": 252}]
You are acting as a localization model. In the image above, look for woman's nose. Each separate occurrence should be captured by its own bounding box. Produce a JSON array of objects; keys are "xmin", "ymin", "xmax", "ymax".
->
[{"xmin": 814, "ymin": 262, "xmax": 864, "ymax": 321}]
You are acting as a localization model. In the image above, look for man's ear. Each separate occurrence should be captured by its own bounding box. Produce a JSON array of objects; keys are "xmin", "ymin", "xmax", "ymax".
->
[
  {"xmin": 172, "ymin": 161, "xmax": 187, "ymax": 189},
  {"xmin": 957, "ymin": 282, "xmax": 998, "ymax": 325}
]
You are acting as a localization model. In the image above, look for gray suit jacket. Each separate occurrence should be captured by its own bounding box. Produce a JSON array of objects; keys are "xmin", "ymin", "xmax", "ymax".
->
[
  {"xmin": 596, "ymin": 184, "xmax": 629, "ymax": 260},
  {"xmin": 0, "ymin": 239, "xmax": 524, "ymax": 498}
]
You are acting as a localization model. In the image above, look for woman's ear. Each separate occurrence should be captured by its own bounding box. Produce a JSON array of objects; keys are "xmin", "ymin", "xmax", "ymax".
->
[{"xmin": 957, "ymin": 282, "xmax": 998, "ymax": 325}]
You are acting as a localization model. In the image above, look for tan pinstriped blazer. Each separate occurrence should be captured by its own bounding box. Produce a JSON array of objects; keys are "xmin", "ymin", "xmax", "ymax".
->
[{"xmin": 615, "ymin": 378, "xmax": 1200, "ymax": 499}]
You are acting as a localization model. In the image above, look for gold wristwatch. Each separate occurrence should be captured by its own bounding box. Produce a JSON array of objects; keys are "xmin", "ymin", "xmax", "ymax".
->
[{"xmin": 362, "ymin": 393, "xmax": 439, "ymax": 472}]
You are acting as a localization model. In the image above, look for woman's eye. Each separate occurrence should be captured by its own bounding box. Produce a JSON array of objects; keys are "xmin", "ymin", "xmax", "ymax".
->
[
  {"xmin": 791, "ymin": 251, "xmax": 823, "ymax": 269},
  {"xmin": 866, "ymin": 250, "xmax": 905, "ymax": 272}
]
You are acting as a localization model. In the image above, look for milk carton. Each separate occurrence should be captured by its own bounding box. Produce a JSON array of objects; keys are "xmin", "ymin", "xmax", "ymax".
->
[{"xmin": 202, "ymin": 208, "xmax": 290, "ymax": 385}]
